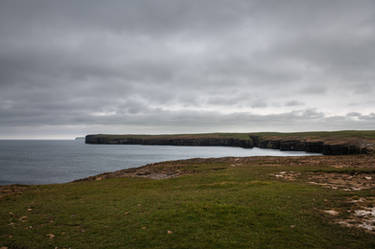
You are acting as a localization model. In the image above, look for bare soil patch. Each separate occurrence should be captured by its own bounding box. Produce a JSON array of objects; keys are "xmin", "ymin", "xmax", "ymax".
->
[
  {"xmin": 337, "ymin": 197, "xmax": 375, "ymax": 233},
  {"xmin": 0, "ymin": 185, "xmax": 28, "ymax": 200},
  {"xmin": 272, "ymin": 170, "xmax": 375, "ymax": 191}
]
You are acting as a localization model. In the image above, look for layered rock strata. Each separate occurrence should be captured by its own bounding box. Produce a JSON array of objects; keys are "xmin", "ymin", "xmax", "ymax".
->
[
  {"xmin": 85, "ymin": 135, "xmax": 253, "ymax": 148},
  {"xmin": 86, "ymin": 134, "xmax": 374, "ymax": 155}
]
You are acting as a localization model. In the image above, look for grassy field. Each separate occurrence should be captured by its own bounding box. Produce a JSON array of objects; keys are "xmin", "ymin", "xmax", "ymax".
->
[
  {"xmin": 250, "ymin": 130, "xmax": 375, "ymax": 140},
  {"xmin": 1, "ymin": 156, "xmax": 375, "ymax": 249}
]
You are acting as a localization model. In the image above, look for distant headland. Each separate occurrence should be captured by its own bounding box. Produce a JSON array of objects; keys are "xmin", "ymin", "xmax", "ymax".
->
[{"xmin": 85, "ymin": 130, "xmax": 375, "ymax": 155}]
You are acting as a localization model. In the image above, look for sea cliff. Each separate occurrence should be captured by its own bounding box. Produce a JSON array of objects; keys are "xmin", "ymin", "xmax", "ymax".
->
[{"xmin": 85, "ymin": 131, "xmax": 375, "ymax": 155}]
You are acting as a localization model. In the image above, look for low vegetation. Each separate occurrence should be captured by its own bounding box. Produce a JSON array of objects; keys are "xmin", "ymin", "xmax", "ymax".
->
[
  {"xmin": 251, "ymin": 130, "xmax": 375, "ymax": 139},
  {"xmin": 1, "ymin": 155, "xmax": 375, "ymax": 248}
]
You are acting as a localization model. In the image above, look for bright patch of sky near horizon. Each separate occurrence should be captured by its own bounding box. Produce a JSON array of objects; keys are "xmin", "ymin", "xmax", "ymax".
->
[{"xmin": 0, "ymin": 0, "xmax": 374, "ymax": 138}]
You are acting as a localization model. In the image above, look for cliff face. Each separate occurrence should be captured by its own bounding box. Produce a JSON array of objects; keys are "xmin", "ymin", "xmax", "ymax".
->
[
  {"xmin": 85, "ymin": 135, "xmax": 253, "ymax": 148},
  {"xmin": 86, "ymin": 132, "xmax": 375, "ymax": 155},
  {"xmin": 252, "ymin": 137, "xmax": 370, "ymax": 155}
]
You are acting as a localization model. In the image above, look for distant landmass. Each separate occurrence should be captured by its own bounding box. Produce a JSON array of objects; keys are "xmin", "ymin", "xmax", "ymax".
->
[
  {"xmin": 85, "ymin": 130, "xmax": 375, "ymax": 155},
  {"xmin": 74, "ymin": 137, "xmax": 85, "ymax": 140}
]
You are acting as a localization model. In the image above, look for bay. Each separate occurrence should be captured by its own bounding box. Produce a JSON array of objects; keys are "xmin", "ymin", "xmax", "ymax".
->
[{"xmin": 0, "ymin": 140, "xmax": 319, "ymax": 185}]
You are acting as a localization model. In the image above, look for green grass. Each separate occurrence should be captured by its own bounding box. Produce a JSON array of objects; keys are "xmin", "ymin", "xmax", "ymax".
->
[
  {"xmin": 250, "ymin": 130, "xmax": 375, "ymax": 139},
  {"xmin": 1, "ymin": 162, "xmax": 375, "ymax": 249}
]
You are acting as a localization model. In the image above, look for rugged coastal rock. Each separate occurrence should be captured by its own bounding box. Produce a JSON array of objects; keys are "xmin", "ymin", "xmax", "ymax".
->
[
  {"xmin": 86, "ymin": 132, "xmax": 375, "ymax": 155},
  {"xmin": 252, "ymin": 136, "xmax": 371, "ymax": 155},
  {"xmin": 85, "ymin": 135, "xmax": 253, "ymax": 148}
]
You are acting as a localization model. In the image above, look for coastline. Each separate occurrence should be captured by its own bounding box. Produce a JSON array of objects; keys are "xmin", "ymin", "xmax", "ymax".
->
[
  {"xmin": 74, "ymin": 154, "xmax": 375, "ymax": 182},
  {"xmin": 2, "ymin": 153, "xmax": 375, "ymax": 249},
  {"xmin": 85, "ymin": 130, "xmax": 375, "ymax": 155},
  {"xmin": 2, "ymin": 131, "xmax": 375, "ymax": 248}
]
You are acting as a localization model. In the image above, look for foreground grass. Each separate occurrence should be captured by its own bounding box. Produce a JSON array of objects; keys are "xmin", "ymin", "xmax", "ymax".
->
[{"xmin": 1, "ymin": 159, "xmax": 375, "ymax": 249}]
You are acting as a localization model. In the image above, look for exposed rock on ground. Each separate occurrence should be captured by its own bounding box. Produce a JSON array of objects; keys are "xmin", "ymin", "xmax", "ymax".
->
[
  {"xmin": 77, "ymin": 155, "xmax": 375, "ymax": 182},
  {"xmin": 308, "ymin": 173, "xmax": 375, "ymax": 191},
  {"xmin": 0, "ymin": 185, "xmax": 29, "ymax": 200},
  {"xmin": 272, "ymin": 170, "xmax": 375, "ymax": 191},
  {"xmin": 337, "ymin": 198, "xmax": 375, "ymax": 233}
]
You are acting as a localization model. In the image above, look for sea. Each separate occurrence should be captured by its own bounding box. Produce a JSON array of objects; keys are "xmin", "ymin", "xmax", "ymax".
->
[{"xmin": 0, "ymin": 140, "xmax": 320, "ymax": 185}]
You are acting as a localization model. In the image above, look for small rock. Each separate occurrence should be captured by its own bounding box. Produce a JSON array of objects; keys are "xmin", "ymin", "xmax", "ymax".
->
[
  {"xmin": 323, "ymin": 210, "xmax": 339, "ymax": 216},
  {"xmin": 27, "ymin": 208, "xmax": 32, "ymax": 212},
  {"xmin": 365, "ymin": 176, "xmax": 372, "ymax": 180},
  {"xmin": 47, "ymin": 233, "xmax": 55, "ymax": 239},
  {"xmin": 19, "ymin": 216, "xmax": 27, "ymax": 222},
  {"xmin": 167, "ymin": 230, "xmax": 173, "ymax": 234},
  {"xmin": 141, "ymin": 226, "xmax": 147, "ymax": 230},
  {"xmin": 124, "ymin": 211, "xmax": 129, "ymax": 215},
  {"xmin": 290, "ymin": 225, "xmax": 295, "ymax": 228}
]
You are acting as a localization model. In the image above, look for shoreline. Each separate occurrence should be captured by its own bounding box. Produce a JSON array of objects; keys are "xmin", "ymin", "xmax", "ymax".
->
[
  {"xmin": 2, "ymin": 153, "xmax": 375, "ymax": 247},
  {"xmin": 75, "ymin": 154, "xmax": 375, "ymax": 182},
  {"xmin": 1, "ymin": 154, "xmax": 374, "ymax": 196},
  {"xmin": 1, "ymin": 152, "xmax": 373, "ymax": 188}
]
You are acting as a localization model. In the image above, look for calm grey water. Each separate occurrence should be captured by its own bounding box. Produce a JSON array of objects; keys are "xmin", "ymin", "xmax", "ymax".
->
[{"xmin": 0, "ymin": 140, "xmax": 319, "ymax": 185}]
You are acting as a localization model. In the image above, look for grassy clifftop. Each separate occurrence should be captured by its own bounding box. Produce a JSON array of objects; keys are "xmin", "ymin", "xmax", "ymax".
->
[
  {"xmin": 250, "ymin": 130, "xmax": 375, "ymax": 140},
  {"xmin": 87, "ymin": 130, "xmax": 375, "ymax": 140}
]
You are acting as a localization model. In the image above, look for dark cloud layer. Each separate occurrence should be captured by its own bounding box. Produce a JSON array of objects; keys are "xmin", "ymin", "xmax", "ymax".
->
[{"xmin": 0, "ymin": 0, "xmax": 374, "ymax": 138}]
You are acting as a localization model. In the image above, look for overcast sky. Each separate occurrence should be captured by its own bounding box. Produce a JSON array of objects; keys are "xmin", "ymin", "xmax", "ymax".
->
[{"xmin": 0, "ymin": 0, "xmax": 374, "ymax": 138}]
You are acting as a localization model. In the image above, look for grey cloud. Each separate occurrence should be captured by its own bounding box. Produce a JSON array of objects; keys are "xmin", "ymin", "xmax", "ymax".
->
[
  {"xmin": 250, "ymin": 100, "xmax": 268, "ymax": 108},
  {"xmin": 299, "ymin": 86, "xmax": 327, "ymax": 95},
  {"xmin": 285, "ymin": 100, "xmax": 305, "ymax": 107},
  {"xmin": 0, "ymin": 0, "xmax": 374, "ymax": 138},
  {"xmin": 353, "ymin": 83, "xmax": 373, "ymax": 94}
]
